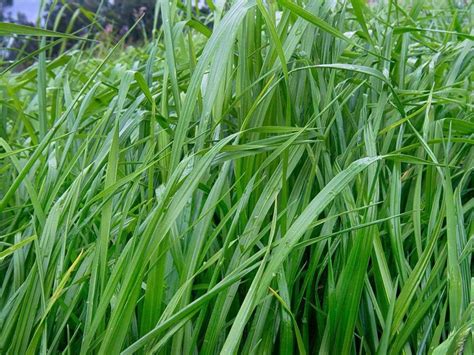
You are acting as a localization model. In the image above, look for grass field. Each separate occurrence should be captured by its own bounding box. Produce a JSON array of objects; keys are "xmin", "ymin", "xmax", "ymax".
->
[{"xmin": 0, "ymin": 0, "xmax": 473, "ymax": 353}]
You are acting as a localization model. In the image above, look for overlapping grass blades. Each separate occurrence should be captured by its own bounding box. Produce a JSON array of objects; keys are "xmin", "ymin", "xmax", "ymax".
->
[{"xmin": 0, "ymin": 0, "xmax": 472, "ymax": 353}]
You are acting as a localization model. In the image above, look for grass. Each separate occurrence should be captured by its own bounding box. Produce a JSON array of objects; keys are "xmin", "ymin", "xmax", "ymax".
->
[{"xmin": 0, "ymin": 0, "xmax": 473, "ymax": 353}]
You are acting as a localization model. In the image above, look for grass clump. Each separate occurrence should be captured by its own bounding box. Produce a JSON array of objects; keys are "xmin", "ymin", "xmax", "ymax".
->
[{"xmin": 0, "ymin": 0, "xmax": 473, "ymax": 353}]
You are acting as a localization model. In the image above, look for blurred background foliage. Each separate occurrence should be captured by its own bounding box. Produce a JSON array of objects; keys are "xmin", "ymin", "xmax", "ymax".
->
[{"xmin": 0, "ymin": 0, "xmax": 209, "ymax": 63}]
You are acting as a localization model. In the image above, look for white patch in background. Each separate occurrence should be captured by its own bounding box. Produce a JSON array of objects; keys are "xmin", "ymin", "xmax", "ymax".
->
[
  {"xmin": 3, "ymin": 0, "xmax": 40, "ymax": 22},
  {"xmin": 275, "ymin": 11, "xmax": 282, "ymax": 26}
]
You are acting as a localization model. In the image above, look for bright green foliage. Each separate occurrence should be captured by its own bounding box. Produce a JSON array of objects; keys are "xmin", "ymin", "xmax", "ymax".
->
[{"xmin": 0, "ymin": 0, "xmax": 473, "ymax": 354}]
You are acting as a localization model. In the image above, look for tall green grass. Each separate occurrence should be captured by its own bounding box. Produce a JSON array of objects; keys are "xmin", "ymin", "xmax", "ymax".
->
[{"xmin": 0, "ymin": 0, "xmax": 473, "ymax": 353}]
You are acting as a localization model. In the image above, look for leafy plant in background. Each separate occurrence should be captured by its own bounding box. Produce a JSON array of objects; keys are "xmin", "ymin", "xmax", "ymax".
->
[
  {"xmin": 0, "ymin": 0, "xmax": 472, "ymax": 354},
  {"xmin": 1, "ymin": 0, "xmax": 209, "ymax": 62},
  {"xmin": 45, "ymin": 0, "xmax": 161, "ymax": 41}
]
